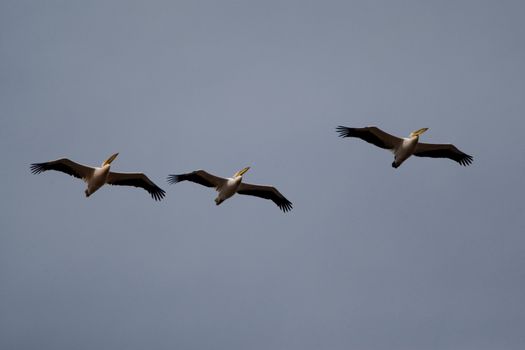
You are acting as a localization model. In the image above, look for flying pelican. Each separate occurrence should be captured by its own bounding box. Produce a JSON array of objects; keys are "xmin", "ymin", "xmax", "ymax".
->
[
  {"xmin": 336, "ymin": 126, "xmax": 473, "ymax": 168},
  {"xmin": 167, "ymin": 167, "xmax": 292, "ymax": 212},
  {"xmin": 30, "ymin": 153, "xmax": 166, "ymax": 200}
]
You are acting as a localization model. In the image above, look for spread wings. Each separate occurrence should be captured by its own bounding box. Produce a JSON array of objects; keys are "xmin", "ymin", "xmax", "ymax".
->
[
  {"xmin": 237, "ymin": 183, "xmax": 293, "ymax": 212},
  {"xmin": 107, "ymin": 172, "xmax": 166, "ymax": 201},
  {"xmin": 414, "ymin": 143, "xmax": 473, "ymax": 166},
  {"xmin": 167, "ymin": 170, "xmax": 227, "ymax": 189},
  {"xmin": 336, "ymin": 126, "xmax": 402, "ymax": 150},
  {"xmin": 30, "ymin": 158, "xmax": 94, "ymax": 181}
]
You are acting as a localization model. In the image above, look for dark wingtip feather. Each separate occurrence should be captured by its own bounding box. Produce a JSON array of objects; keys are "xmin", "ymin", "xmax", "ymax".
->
[
  {"xmin": 459, "ymin": 154, "xmax": 474, "ymax": 166},
  {"xmin": 151, "ymin": 187, "xmax": 166, "ymax": 201},
  {"xmin": 30, "ymin": 163, "xmax": 45, "ymax": 174},
  {"xmin": 279, "ymin": 200, "xmax": 293, "ymax": 213},
  {"xmin": 335, "ymin": 125, "xmax": 351, "ymax": 138},
  {"xmin": 166, "ymin": 174, "xmax": 182, "ymax": 185}
]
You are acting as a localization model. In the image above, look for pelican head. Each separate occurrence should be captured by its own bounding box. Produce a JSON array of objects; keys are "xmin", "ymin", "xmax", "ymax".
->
[
  {"xmin": 234, "ymin": 166, "xmax": 250, "ymax": 178},
  {"xmin": 102, "ymin": 153, "xmax": 119, "ymax": 166},
  {"xmin": 409, "ymin": 128, "xmax": 429, "ymax": 138}
]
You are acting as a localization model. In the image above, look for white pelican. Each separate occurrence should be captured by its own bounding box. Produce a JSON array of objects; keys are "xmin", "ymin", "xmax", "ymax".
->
[
  {"xmin": 167, "ymin": 167, "xmax": 293, "ymax": 212},
  {"xmin": 336, "ymin": 126, "xmax": 473, "ymax": 168},
  {"xmin": 30, "ymin": 153, "xmax": 166, "ymax": 200}
]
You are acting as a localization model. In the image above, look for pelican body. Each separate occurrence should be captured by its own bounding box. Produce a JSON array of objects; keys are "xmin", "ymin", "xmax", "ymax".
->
[
  {"xmin": 167, "ymin": 167, "xmax": 293, "ymax": 212},
  {"xmin": 85, "ymin": 153, "xmax": 118, "ymax": 196},
  {"xmin": 392, "ymin": 128, "xmax": 428, "ymax": 168},
  {"xmin": 336, "ymin": 126, "xmax": 473, "ymax": 168},
  {"xmin": 215, "ymin": 172, "xmax": 245, "ymax": 205},
  {"xmin": 31, "ymin": 153, "xmax": 166, "ymax": 200}
]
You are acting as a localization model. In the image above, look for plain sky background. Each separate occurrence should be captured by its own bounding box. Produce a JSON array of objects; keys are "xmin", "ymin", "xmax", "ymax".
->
[{"xmin": 1, "ymin": 1, "xmax": 524, "ymax": 349}]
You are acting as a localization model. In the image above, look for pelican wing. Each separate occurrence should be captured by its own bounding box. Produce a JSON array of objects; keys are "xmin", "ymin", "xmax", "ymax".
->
[
  {"xmin": 336, "ymin": 126, "xmax": 402, "ymax": 150},
  {"xmin": 30, "ymin": 158, "xmax": 94, "ymax": 180},
  {"xmin": 167, "ymin": 170, "xmax": 227, "ymax": 189},
  {"xmin": 107, "ymin": 172, "xmax": 166, "ymax": 201},
  {"xmin": 237, "ymin": 183, "xmax": 293, "ymax": 212},
  {"xmin": 413, "ymin": 143, "xmax": 473, "ymax": 166}
]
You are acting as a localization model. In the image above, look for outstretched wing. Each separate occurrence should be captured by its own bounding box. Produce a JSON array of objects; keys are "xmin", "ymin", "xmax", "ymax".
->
[
  {"xmin": 30, "ymin": 158, "xmax": 94, "ymax": 181},
  {"xmin": 237, "ymin": 183, "xmax": 293, "ymax": 212},
  {"xmin": 413, "ymin": 143, "xmax": 473, "ymax": 166},
  {"xmin": 107, "ymin": 172, "xmax": 166, "ymax": 201},
  {"xmin": 167, "ymin": 170, "xmax": 227, "ymax": 189},
  {"xmin": 336, "ymin": 126, "xmax": 402, "ymax": 150}
]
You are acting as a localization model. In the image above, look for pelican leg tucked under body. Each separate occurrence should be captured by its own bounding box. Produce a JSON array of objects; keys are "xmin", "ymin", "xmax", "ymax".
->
[
  {"xmin": 167, "ymin": 167, "xmax": 293, "ymax": 212},
  {"xmin": 30, "ymin": 153, "xmax": 166, "ymax": 200},
  {"xmin": 336, "ymin": 126, "xmax": 473, "ymax": 168}
]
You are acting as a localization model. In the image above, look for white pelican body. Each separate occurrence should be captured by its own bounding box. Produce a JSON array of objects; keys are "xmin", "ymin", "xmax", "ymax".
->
[
  {"xmin": 216, "ymin": 176, "xmax": 243, "ymax": 205},
  {"xmin": 394, "ymin": 135, "xmax": 420, "ymax": 168},
  {"xmin": 168, "ymin": 167, "xmax": 293, "ymax": 212},
  {"xmin": 87, "ymin": 164, "xmax": 111, "ymax": 197},
  {"xmin": 336, "ymin": 126, "xmax": 473, "ymax": 168},
  {"xmin": 31, "ymin": 153, "xmax": 166, "ymax": 200}
]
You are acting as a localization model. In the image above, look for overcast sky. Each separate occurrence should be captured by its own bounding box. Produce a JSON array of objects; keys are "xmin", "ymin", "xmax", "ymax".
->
[{"xmin": 1, "ymin": 1, "xmax": 525, "ymax": 349}]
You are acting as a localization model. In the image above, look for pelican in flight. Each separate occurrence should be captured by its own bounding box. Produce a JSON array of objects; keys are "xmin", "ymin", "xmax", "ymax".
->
[
  {"xmin": 336, "ymin": 126, "xmax": 473, "ymax": 168},
  {"xmin": 30, "ymin": 153, "xmax": 166, "ymax": 200},
  {"xmin": 167, "ymin": 167, "xmax": 293, "ymax": 212}
]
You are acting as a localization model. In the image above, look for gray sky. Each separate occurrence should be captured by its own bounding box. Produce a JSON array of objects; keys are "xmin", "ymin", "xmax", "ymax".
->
[{"xmin": 1, "ymin": 1, "xmax": 525, "ymax": 349}]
